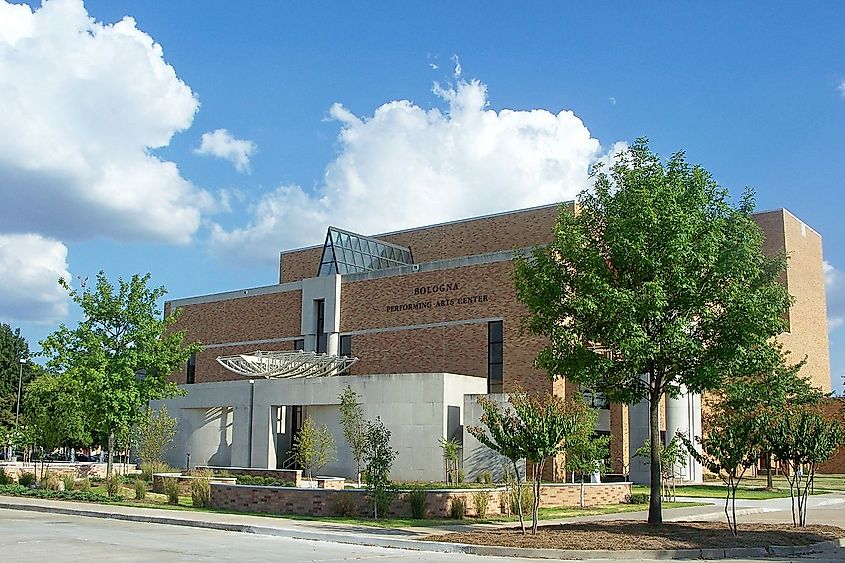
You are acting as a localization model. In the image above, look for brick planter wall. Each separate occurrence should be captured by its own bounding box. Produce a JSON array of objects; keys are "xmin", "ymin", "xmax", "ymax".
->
[{"xmin": 210, "ymin": 481, "xmax": 632, "ymax": 518}]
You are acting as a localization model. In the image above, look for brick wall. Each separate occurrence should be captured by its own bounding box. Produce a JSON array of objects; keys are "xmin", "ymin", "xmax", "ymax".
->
[
  {"xmin": 209, "ymin": 481, "xmax": 633, "ymax": 518},
  {"xmin": 818, "ymin": 398, "xmax": 845, "ymax": 474}
]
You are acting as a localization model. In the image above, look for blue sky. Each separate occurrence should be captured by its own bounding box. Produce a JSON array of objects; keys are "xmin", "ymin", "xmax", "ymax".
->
[{"xmin": 1, "ymin": 0, "xmax": 843, "ymax": 394}]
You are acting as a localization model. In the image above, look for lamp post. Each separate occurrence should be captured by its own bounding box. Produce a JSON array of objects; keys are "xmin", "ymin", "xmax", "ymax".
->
[{"xmin": 15, "ymin": 357, "xmax": 25, "ymax": 429}]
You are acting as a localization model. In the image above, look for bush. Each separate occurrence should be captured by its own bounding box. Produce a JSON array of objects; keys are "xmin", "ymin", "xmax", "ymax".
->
[
  {"xmin": 61, "ymin": 475, "xmax": 76, "ymax": 492},
  {"xmin": 509, "ymin": 483, "xmax": 534, "ymax": 516},
  {"xmin": 456, "ymin": 469, "xmax": 465, "ymax": 484},
  {"xmin": 105, "ymin": 474, "xmax": 123, "ymax": 497},
  {"xmin": 43, "ymin": 471, "xmax": 62, "ymax": 491},
  {"xmin": 0, "ymin": 484, "xmax": 120, "ymax": 503},
  {"xmin": 164, "ymin": 478, "xmax": 180, "ymax": 505},
  {"xmin": 140, "ymin": 461, "xmax": 176, "ymax": 482},
  {"xmin": 190, "ymin": 472, "xmax": 211, "ymax": 508},
  {"xmin": 472, "ymin": 489, "xmax": 492, "ymax": 518},
  {"xmin": 449, "ymin": 496, "xmax": 466, "ymax": 519},
  {"xmin": 407, "ymin": 486, "xmax": 428, "ymax": 519},
  {"xmin": 18, "ymin": 472, "xmax": 36, "ymax": 488},
  {"xmin": 627, "ymin": 492, "xmax": 649, "ymax": 504},
  {"xmin": 330, "ymin": 491, "xmax": 358, "ymax": 517},
  {"xmin": 134, "ymin": 479, "xmax": 147, "ymax": 500},
  {"xmin": 235, "ymin": 475, "xmax": 295, "ymax": 487},
  {"xmin": 475, "ymin": 470, "xmax": 493, "ymax": 485},
  {"xmin": 0, "ymin": 468, "xmax": 13, "ymax": 485},
  {"xmin": 77, "ymin": 478, "xmax": 91, "ymax": 492}
]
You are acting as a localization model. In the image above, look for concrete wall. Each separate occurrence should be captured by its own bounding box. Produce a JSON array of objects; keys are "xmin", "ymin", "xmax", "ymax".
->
[{"xmin": 152, "ymin": 373, "xmax": 487, "ymax": 482}]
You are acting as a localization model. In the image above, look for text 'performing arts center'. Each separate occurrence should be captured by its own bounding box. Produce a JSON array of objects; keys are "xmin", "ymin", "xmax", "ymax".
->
[{"xmin": 156, "ymin": 202, "xmax": 831, "ymax": 482}]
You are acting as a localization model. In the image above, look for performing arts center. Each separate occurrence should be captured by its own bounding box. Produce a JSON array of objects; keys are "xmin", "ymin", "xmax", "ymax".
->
[{"xmin": 156, "ymin": 202, "xmax": 831, "ymax": 483}]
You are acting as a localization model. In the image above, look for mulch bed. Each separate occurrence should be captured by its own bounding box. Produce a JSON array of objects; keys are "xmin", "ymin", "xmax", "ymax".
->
[{"xmin": 424, "ymin": 521, "xmax": 845, "ymax": 550}]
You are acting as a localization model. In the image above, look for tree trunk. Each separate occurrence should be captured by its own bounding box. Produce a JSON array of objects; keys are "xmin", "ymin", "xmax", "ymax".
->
[
  {"xmin": 766, "ymin": 454, "xmax": 774, "ymax": 490},
  {"xmin": 648, "ymin": 389, "xmax": 663, "ymax": 524},
  {"xmin": 107, "ymin": 428, "xmax": 115, "ymax": 479},
  {"xmin": 513, "ymin": 460, "xmax": 525, "ymax": 534}
]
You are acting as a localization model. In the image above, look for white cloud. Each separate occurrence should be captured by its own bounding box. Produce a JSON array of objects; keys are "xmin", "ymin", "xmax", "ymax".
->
[
  {"xmin": 195, "ymin": 129, "xmax": 257, "ymax": 173},
  {"xmin": 839, "ymin": 80, "xmax": 845, "ymax": 98},
  {"xmin": 0, "ymin": 0, "xmax": 210, "ymax": 244},
  {"xmin": 0, "ymin": 234, "xmax": 70, "ymax": 323},
  {"xmin": 210, "ymin": 79, "xmax": 608, "ymax": 262},
  {"xmin": 824, "ymin": 261, "xmax": 845, "ymax": 331}
]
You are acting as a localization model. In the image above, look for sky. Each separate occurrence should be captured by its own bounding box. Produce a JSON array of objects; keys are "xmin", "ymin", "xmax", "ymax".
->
[{"xmin": 0, "ymin": 0, "xmax": 843, "ymax": 394}]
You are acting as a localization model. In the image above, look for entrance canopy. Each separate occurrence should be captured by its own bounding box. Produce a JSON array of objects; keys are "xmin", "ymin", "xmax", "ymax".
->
[{"xmin": 216, "ymin": 350, "xmax": 358, "ymax": 379}]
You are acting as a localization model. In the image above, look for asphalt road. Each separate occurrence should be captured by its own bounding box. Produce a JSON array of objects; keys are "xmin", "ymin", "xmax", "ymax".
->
[{"xmin": 3, "ymin": 507, "xmax": 844, "ymax": 562}]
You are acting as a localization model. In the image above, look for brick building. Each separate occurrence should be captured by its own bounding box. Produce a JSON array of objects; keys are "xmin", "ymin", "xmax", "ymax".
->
[{"xmin": 159, "ymin": 202, "xmax": 832, "ymax": 481}]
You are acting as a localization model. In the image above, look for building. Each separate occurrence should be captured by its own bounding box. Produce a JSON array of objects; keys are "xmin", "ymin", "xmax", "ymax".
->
[{"xmin": 156, "ymin": 203, "xmax": 831, "ymax": 482}]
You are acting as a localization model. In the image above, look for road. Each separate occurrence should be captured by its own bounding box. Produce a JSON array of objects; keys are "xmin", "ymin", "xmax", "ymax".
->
[{"xmin": 3, "ymin": 501, "xmax": 845, "ymax": 562}]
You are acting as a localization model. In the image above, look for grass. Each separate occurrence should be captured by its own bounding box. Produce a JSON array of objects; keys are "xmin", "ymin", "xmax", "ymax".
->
[
  {"xmin": 632, "ymin": 477, "xmax": 845, "ymax": 500},
  {"xmin": 741, "ymin": 474, "xmax": 845, "ymax": 493}
]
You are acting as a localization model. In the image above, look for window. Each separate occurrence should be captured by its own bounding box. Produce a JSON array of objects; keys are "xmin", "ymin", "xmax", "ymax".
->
[
  {"xmin": 293, "ymin": 339, "xmax": 304, "ymax": 351},
  {"xmin": 487, "ymin": 321, "xmax": 503, "ymax": 393},
  {"xmin": 317, "ymin": 227, "xmax": 413, "ymax": 276},
  {"xmin": 315, "ymin": 299, "xmax": 326, "ymax": 354},
  {"xmin": 186, "ymin": 352, "xmax": 196, "ymax": 384},
  {"xmin": 339, "ymin": 335, "xmax": 352, "ymax": 357},
  {"xmin": 582, "ymin": 387, "xmax": 610, "ymax": 409}
]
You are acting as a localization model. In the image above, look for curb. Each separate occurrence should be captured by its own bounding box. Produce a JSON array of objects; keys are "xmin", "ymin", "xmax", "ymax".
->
[{"xmin": 2, "ymin": 499, "xmax": 843, "ymax": 560}]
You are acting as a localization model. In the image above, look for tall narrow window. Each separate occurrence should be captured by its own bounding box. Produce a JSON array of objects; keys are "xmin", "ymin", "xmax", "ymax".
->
[
  {"xmin": 487, "ymin": 320, "xmax": 503, "ymax": 393},
  {"xmin": 339, "ymin": 335, "xmax": 352, "ymax": 375},
  {"xmin": 186, "ymin": 352, "xmax": 196, "ymax": 384},
  {"xmin": 315, "ymin": 299, "xmax": 327, "ymax": 354}
]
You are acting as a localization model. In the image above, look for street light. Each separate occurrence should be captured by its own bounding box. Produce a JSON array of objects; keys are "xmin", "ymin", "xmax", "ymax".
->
[{"xmin": 15, "ymin": 357, "xmax": 25, "ymax": 429}]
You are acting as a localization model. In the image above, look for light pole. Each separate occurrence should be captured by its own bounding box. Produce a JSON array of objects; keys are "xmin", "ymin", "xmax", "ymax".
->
[{"xmin": 15, "ymin": 357, "xmax": 25, "ymax": 429}]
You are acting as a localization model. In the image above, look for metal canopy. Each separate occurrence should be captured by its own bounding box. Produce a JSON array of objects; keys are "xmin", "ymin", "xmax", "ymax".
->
[{"xmin": 216, "ymin": 350, "xmax": 358, "ymax": 379}]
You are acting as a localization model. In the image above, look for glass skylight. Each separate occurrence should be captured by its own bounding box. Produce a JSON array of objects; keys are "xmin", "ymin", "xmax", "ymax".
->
[{"xmin": 318, "ymin": 227, "xmax": 413, "ymax": 276}]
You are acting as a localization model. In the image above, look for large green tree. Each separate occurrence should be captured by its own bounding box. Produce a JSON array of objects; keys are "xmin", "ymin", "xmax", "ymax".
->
[
  {"xmin": 0, "ymin": 323, "xmax": 37, "ymax": 430},
  {"xmin": 514, "ymin": 139, "xmax": 791, "ymax": 524},
  {"xmin": 40, "ymin": 272, "xmax": 200, "ymax": 477}
]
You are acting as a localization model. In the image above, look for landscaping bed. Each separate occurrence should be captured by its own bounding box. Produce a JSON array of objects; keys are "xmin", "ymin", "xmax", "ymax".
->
[{"xmin": 425, "ymin": 521, "xmax": 845, "ymax": 550}]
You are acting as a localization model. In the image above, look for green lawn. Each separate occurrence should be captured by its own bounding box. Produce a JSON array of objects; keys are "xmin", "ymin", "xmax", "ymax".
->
[
  {"xmin": 740, "ymin": 474, "xmax": 845, "ymax": 493},
  {"xmin": 631, "ymin": 482, "xmax": 832, "ymax": 500}
]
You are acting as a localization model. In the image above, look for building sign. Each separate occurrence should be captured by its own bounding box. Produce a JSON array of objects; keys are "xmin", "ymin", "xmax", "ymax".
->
[{"xmin": 386, "ymin": 281, "xmax": 489, "ymax": 312}]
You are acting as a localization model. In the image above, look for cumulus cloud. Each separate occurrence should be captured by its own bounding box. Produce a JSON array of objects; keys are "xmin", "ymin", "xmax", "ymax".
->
[
  {"xmin": 210, "ymin": 79, "xmax": 606, "ymax": 262},
  {"xmin": 0, "ymin": 0, "xmax": 210, "ymax": 244},
  {"xmin": 825, "ymin": 261, "xmax": 845, "ymax": 331},
  {"xmin": 195, "ymin": 129, "xmax": 257, "ymax": 173},
  {"xmin": 839, "ymin": 80, "xmax": 845, "ymax": 98},
  {"xmin": 0, "ymin": 234, "xmax": 70, "ymax": 323}
]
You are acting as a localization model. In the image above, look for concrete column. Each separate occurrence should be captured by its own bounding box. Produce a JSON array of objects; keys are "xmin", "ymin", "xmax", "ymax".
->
[
  {"xmin": 627, "ymin": 397, "xmax": 651, "ymax": 484},
  {"xmin": 230, "ymin": 405, "xmax": 252, "ymax": 467},
  {"xmin": 665, "ymin": 388, "xmax": 703, "ymax": 483},
  {"xmin": 300, "ymin": 275, "xmax": 342, "ymax": 355}
]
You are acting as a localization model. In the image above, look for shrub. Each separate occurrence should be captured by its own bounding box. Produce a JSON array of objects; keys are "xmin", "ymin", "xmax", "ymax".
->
[
  {"xmin": 106, "ymin": 474, "xmax": 123, "ymax": 497},
  {"xmin": 235, "ymin": 475, "xmax": 294, "ymax": 487},
  {"xmin": 134, "ymin": 479, "xmax": 147, "ymax": 500},
  {"xmin": 77, "ymin": 478, "xmax": 91, "ymax": 492},
  {"xmin": 140, "ymin": 461, "xmax": 175, "ymax": 482},
  {"xmin": 330, "ymin": 492, "xmax": 358, "ymax": 517},
  {"xmin": 407, "ymin": 486, "xmax": 428, "ymax": 519},
  {"xmin": 190, "ymin": 470, "xmax": 212, "ymax": 508},
  {"xmin": 0, "ymin": 484, "xmax": 120, "ymax": 503},
  {"xmin": 0, "ymin": 468, "xmax": 13, "ymax": 485},
  {"xmin": 61, "ymin": 475, "xmax": 76, "ymax": 492},
  {"xmin": 509, "ymin": 483, "xmax": 534, "ymax": 516},
  {"xmin": 18, "ymin": 471, "xmax": 36, "ymax": 488},
  {"xmin": 456, "ymin": 469, "xmax": 465, "ymax": 484},
  {"xmin": 627, "ymin": 492, "xmax": 649, "ymax": 504},
  {"xmin": 449, "ymin": 497, "xmax": 466, "ymax": 519},
  {"xmin": 43, "ymin": 471, "xmax": 62, "ymax": 491},
  {"xmin": 475, "ymin": 470, "xmax": 493, "ymax": 485},
  {"xmin": 164, "ymin": 478, "xmax": 180, "ymax": 505},
  {"xmin": 472, "ymin": 490, "xmax": 492, "ymax": 518}
]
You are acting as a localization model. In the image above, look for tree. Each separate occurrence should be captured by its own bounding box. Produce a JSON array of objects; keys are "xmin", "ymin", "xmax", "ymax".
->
[
  {"xmin": 40, "ymin": 272, "xmax": 201, "ymax": 477},
  {"xmin": 634, "ymin": 435, "xmax": 687, "ymax": 501},
  {"xmin": 679, "ymin": 414, "xmax": 759, "ymax": 536},
  {"xmin": 565, "ymin": 406, "xmax": 611, "ymax": 507},
  {"xmin": 718, "ymin": 347, "xmax": 826, "ymax": 490},
  {"xmin": 134, "ymin": 405, "xmax": 178, "ymax": 467},
  {"xmin": 24, "ymin": 371, "xmax": 90, "ymax": 479},
  {"xmin": 293, "ymin": 416, "xmax": 335, "ymax": 480},
  {"xmin": 0, "ymin": 323, "xmax": 37, "ymax": 430},
  {"xmin": 338, "ymin": 386, "xmax": 366, "ymax": 486},
  {"xmin": 769, "ymin": 409, "xmax": 844, "ymax": 527},
  {"xmin": 514, "ymin": 139, "xmax": 791, "ymax": 524},
  {"xmin": 363, "ymin": 417, "xmax": 397, "ymax": 519},
  {"xmin": 439, "ymin": 437, "xmax": 461, "ymax": 485},
  {"xmin": 468, "ymin": 395, "xmax": 529, "ymax": 533}
]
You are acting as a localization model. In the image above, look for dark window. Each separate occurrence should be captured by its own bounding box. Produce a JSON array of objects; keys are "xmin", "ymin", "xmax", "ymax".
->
[
  {"xmin": 340, "ymin": 335, "xmax": 352, "ymax": 357},
  {"xmin": 186, "ymin": 352, "xmax": 196, "ymax": 384},
  {"xmin": 487, "ymin": 320, "xmax": 503, "ymax": 393},
  {"xmin": 293, "ymin": 339, "xmax": 304, "ymax": 351},
  {"xmin": 582, "ymin": 387, "xmax": 610, "ymax": 410},
  {"xmin": 315, "ymin": 299, "xmax": 327, "ymax": 354}
]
